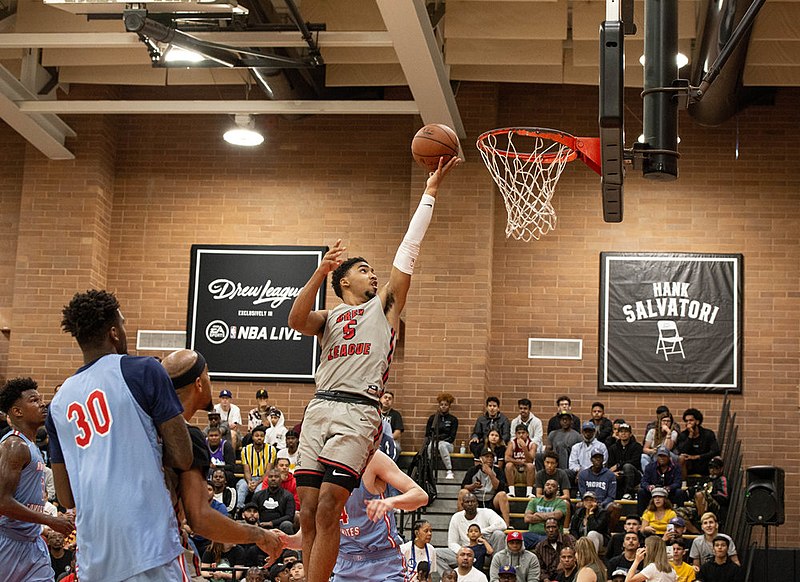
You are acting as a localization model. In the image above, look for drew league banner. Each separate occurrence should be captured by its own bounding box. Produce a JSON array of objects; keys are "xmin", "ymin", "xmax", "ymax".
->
[
  {"xmin": 599, "ymin": 253, "xmax": 743, "ymax": 393},
  {"xmin": 187, "ymin": 245, "xmax": 326, "ymax": 382}
]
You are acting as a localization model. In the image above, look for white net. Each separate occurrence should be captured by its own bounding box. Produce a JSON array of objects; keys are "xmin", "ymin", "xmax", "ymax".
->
[{"xmin": 477, "ymin": 129, "xmax": 575, "ymax": 241}]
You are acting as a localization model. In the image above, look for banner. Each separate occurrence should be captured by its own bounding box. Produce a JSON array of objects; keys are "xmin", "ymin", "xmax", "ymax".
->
[
  {"xmin": 187, "ymin": 245, "xmax": 326, "ymax": 382},
  {"xmin": 599, "ymin": 253, "xmax": 743, "ymax": 393}
]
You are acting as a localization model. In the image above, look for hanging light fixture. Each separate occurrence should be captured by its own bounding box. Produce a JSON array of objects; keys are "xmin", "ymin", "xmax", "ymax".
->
[{"xmin": 223, "ymin": 114, "xmax": 264, "ymax": 147}]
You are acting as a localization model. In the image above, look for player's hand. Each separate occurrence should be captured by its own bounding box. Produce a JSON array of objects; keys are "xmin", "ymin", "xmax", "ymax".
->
[
  {"xmin": 365, "ymin": 497, "xmax": 394, "ymax": 522},
  {"xmin": 425, "ymin": 156, "xmax": 461, "ymax": 194},
  {"xmin": 256, "ymin": 529, "xmax": 287, "ymax": 567},
  {"xmin": 47, "ymin": 515, "xmax": 75, "ymax": 536},
  {"xmin": 319, "ymin": 239, "xmax": 347, "ymax": 275},
  {"xmin": 283, "ymin": 531, "xmax": 303, "ymax": 551}
]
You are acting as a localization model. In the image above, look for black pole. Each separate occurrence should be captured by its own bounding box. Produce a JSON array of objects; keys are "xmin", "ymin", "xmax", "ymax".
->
[{"xmin": 642, "ymin": 0, "xmax": 679, "ymax": 180}]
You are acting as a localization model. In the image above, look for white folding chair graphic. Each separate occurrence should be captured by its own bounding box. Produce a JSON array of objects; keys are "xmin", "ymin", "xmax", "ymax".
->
[{"xmin": 656, "ymin": 320, "xmax": 685, "ymax": 361}]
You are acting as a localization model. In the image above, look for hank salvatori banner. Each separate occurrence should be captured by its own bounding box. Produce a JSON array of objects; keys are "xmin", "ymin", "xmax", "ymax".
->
[
  {"xmin": 187, "ymin": 245, "xmax": 326, "ymax": 382},
  {"xmin": 599, "ymin": 252, "xmax": 743, "ymax": 393}
]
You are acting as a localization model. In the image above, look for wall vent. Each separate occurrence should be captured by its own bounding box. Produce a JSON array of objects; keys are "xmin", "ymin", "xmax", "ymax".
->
[
  {"xmin": 528, "ymin": 338, "xmax": 582, "ymax": 360},
  {"xmin": 136, "ymin": 330, "xmax": 187, "ymax": 351}
]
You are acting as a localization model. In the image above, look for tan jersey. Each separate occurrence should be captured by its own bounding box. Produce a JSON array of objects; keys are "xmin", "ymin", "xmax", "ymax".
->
[{"xmin": 315, "ymin": 295, "xmax": 395, "ymax": 401}]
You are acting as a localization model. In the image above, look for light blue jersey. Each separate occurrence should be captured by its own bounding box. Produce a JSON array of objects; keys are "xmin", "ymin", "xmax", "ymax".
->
[
  {"xmin": 47, "ymin": 354, "xmax": 184, "ymax": 582},
  {"xmin": 0, "ymin": 430, "xmax": 46, "ymax": 539}
]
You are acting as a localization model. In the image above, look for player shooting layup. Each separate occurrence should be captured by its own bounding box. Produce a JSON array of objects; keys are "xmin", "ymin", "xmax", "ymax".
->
[{"xmin": 288, "ymin": 156, "xmax": 460, "ymax": 582}]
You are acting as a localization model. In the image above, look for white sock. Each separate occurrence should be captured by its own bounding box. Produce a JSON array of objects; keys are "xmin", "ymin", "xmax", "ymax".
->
[{"xmin": 526, "ymin": 486, "xmax": 533, "ymax": 496}]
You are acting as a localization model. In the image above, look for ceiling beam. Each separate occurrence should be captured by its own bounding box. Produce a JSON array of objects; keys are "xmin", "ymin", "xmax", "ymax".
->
[
  {"xmin": 16, "ymin": 100, "xmax": 419, "ymax": 115},
  {"xmin": 375, "ymin": 0, "xmax": 465, "ymax": 140}
]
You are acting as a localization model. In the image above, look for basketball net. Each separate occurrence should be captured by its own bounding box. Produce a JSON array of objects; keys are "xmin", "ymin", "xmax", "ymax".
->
[{"xmin": 477, "ymin": 129, "xmax": 575, "ymax": 242}]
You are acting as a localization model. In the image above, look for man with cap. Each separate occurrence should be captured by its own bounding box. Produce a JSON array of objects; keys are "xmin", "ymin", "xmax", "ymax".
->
[
  {"xmin": 459, "ymin": 446, "xmax": 511, "ymax": 525},
  {"xmin": 161, "ymin": 349, "xmax": 285, "ymax": 578},
  {"xmin": 569, "ymin": 490, "xmax": 609, "ymax": 551},
  {"xmin": 215, "ymin": 388, "xmax": 242, "ymax": 449},
  {"xmin": 248, "ymin": 388, "xmax": 276, "ymax": 431},
  {"xmin": 577, "ymin": 446, "xmax": 622, "ymax": 531},
  {"xmin": 545, "ymin": 411, "xmax": 581, "ymax": 476},
  {"xmin": 546, "ymin": 396, "xmax": 581, "ymax": 434},
  {"xmin": 638, "ymin": 445, "xmax": 684, "ymax": 515},
  {"xmin": 663, "ymin": 516, "xmax": 688, "ymax": 560},
  {"xmin": 497, "ymin": 564, "xmax": 519, "ymax": 582},
  {"xmin": 610, "ymin": 568, "xmax": 628, "ymax": 581},
  {"xmin": 489, "ymin": 531, "xmax": 541, "ymax": 582},
  {"xmin": 269, "ymin": 562, "xmax": 290, "ymax": 582},
  {"xmin": 606, "ymin": 422, "xmax": 643, "ymax": 500},
  {"xmin": 568, "ymin": 422, "xmax": 608, "ymax": 478},
  {"xmin": 694, "ymin": 456, "xmax": 728, "ymax": 522}
]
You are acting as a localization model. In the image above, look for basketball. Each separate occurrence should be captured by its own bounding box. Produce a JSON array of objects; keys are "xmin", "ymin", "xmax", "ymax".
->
[{"xmin": 411, "ymin": 124, "xmax": 460, "ymax": 172}]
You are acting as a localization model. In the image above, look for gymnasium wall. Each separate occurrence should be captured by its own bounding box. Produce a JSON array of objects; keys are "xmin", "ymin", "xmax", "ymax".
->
[{"xmin": 0, "ymin": 82, "xmax": 797, "ymax": 545}]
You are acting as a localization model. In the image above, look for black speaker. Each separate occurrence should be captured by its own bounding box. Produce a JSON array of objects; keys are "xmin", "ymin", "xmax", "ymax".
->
[{"xmin": 745, "ymin": 466, "xmax": 785, "ymax": 526}]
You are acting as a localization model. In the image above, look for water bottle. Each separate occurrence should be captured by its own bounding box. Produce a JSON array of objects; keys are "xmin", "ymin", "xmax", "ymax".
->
[{"xmin": 459, "ymin": 441, "xmax": 466, "ymax": 454}]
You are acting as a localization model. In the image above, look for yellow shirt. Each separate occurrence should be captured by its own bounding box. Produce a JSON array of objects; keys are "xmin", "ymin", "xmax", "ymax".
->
[
  {"xmin": 642, "ymin": 508, "xmax": 677, "ymax": 535},
  {"xmin": 671, "ymin": 560, "xmax": 696, "ymax": 582}
]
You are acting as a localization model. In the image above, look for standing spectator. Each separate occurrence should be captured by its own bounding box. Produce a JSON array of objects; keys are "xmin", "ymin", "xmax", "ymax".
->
[
  {"xmin": 638, "ymin": 447, "xmax": 684, "ymax": 515},
  {"xmin": 505, "ymin": 424, "xmax": 536, "ymax": 497},
  {"xmin": 697, "ymin": 536, "xmax": 741, "ymax": 582},
  {"xmin": 237, "ymin": 425, "xmax": 277, "ymax": 508},
  {"xmin": 641, "ymin": 488, "xmax": 677, "ymax": 537},
  {"xmin": 470, "ymin": 397, "xmax": 511, "ymax": 460},
  {"xmin": 569, "ymin": 491, "xmax": 609, "ymax": 552},
  {"xmin": 536, "ymin": 451, "xmax": 571, "ymax": 502},
  {"xmin": 554, "ymin": 547, "xmax": 578, "ymax": 582},
  {"xmin": 248, "ymin": 389, "xmax": 274, "ymax": 431},
  {"xmin": 534, "ymin": 517, "xmax": 575, "ymax": 582},
  {"xmin": 263, "ymin": 408, "xmax": 287, "ymax": 450},
  {"xmin": 455, "ymin": 546, "xmax": 489, "ymax": 582},
  {"xmin": 588, "ymin": 403, "xmax": 613, "ymax": 444},
  {"xmin": 669, "ymin": 539, "xmax": 695, "ymax": 582},
  {"xmin": 252, "ymin": 469, "xmax": 295, "ymax": 535},
  {"xmin": 380, "ymin": 391, "xmax": 405, "ymax": 450},
  {"xmin": 689, "ymin": 512, "xmax": 739, "ymax": 568},
  {"xmin": 458, "ymin": 448, "xmax": 511, "ymax": 531},
  {"xmin": 425, "ymin": 393, "xmax": 459, "ymax": 480},
  {"xmin": 216, "ymin": 389, "xmax": 243, "ymax": 450},
  {"xmin": 624, "ymin": 536, "xmax": 677, "ymax": 582},
  {"xmin": 546, "ymin": 396, "xmax": 581, "ymax": 434},
  {"xmin": 546, "ymin": 412, "xmax": 582, "ymax": 476},
  {"xmin": 569, "ymin": 423, "xmax": 608, "ymax": 478},
  {"xmin": 676, "ymin": 409, "xmax": 720, "ymax": 480},
  {"xmin": 47, "ymin": 529, "xmax": 74, "ymax": 579},
  {"xmin": 489, "ymin": 531, "xmax": 541, "ymax": 582},
  {"xmin": 277, "ymin": 430, "xmax": 299, "ymax": 471},
  {"xmin": 606, "ymin": 422, "xmax": 642, "ymax": 500},
  {"xmin": 523, "ymin": 479, "xmax": 568, "ymax": 549},
  {"xmin": 510, "ymin": 398, "xmax": 544, "ymax": 452},
  {"xmin": 437, "ymin": 492, "xmax": 507, "ymax": 570},
  {"xmin": 207, "ymin": 426, "xmax": 237, "ymax": 485}
]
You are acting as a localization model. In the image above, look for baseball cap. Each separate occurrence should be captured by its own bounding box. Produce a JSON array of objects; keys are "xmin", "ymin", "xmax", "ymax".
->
[
  {"xmin": 617, "ymin": 422, "xmax": 632, "ymax": 431},
  {"xmin": 479, "ymin": 447, "xmax": 494, "ymax": 457},
  {"xmin": 611, "ymin": 569, "xmax": 628, "ymax": 579},
  {"xmin": 269, "ymin": 407, "xmax": 281, "ymax": 417},
  {"xmin": 655, "ymin": 445, "xmax": 671, "ymax": 456},
  {"xmin": 498, "ymin": 564, "xmax": 517, "ymax": 574},
  {"xmin": 256, "ymin": 388, "xmax": 269, "ymax": 399},
  {"xmin": 669, "ymin": 516, "xmax": 686, "ymax": 527},
  {"xmin": 219, "ymin": 389, "xmax": 232, "ymax": 398},
  {"xmin": 709, "ymin": 456, "xmax": 724, "ymax": 468},
  {"xmin": 242, "ymin": 501, "xmax": 259, "ymax": 511},
  {"xmin": 581, "ymin": 421, "xmax": 596, "ymax": 431},
  {"xmin": 269, "ymin": 563, "xmax": 287, "ymax": 577},
  {"xmin": 208, "ymin": 410, "xmax": 220, "ymax": 417},
  {"xmin": 506, "ymin": 531, "xmax": 523, "ymax": 542},
  {"xmin": 558, "ymin": 410, "xmax": 572, "ymax": 418},
  {"xmin": 590, "ymin": 446, "xmax": 605, "ymax": 457},
  {"xmin": 651, "ymin": 487, "xmax": 668, "ymax": 497},
  {"xmin": 582, "ymin": 490, "xmax": 597, "ymax": 500}
]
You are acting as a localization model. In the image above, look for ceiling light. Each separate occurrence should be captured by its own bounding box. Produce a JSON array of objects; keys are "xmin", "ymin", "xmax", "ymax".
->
[
  {"xmin": 223, "ymin": 114, "xmax": 264, "ymax": 147},
  {"xmin": 639, "ymin": 53, "xmax": 690, "ymax": 68}
]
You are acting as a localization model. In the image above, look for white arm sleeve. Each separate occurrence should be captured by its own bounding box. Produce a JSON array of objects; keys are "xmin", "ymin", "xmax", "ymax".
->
[{"xmin": 393, "ymin": 193, "xmax": 436, "ymax": 275}]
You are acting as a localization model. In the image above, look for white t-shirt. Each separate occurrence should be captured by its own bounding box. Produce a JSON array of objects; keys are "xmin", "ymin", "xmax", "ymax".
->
[
  {"xmin": 215, "ymin": 402, "xmax": 242, "ymax": 427},
  {"xmin": 456, "ymin": 567, "xmax": 488, "ymax": 582},
  {"xmin": 400, "ymin": 541, "xmax": 438, "ymax": 574},
  {"xmin": 640, "ymin": 563, "xmax": 678, "ymax": 582}
]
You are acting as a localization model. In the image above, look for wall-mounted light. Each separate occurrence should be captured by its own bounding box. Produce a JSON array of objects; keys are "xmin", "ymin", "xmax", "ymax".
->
[
  {"xmin": 223, "ymin": 114, "xmax": 264, "ymax": 147},
  {"xmin": 639, "ymin": 53, "xmax": 690, "ymax": 69}
]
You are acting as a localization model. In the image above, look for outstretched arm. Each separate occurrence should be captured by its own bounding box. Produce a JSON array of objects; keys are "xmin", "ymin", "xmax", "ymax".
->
[
  {"xmin": 288, "ymin": 240, "xmax": 344, "ymax": 336},
  {"xmin": 381, "ymin": 156, "xmax": 460, "ymax": 327}
]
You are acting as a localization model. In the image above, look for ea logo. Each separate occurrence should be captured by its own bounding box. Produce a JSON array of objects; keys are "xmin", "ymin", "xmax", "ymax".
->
[{"xmin": 206, "ymin": 320, "xmax": 229, "ymax": 345}]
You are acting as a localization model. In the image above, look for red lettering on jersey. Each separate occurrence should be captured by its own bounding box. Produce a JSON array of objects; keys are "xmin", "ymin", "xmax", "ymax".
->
[{"xmin": 327, "ymin": 343, "xmax": 373, "ymax": 361}]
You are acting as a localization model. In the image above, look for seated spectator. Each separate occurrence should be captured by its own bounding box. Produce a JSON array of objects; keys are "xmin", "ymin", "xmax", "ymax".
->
[
  {"xmin": 546, "ymin": 412, "xmax": 581, "ymax": 477},
  {"xmin": 454, "ymin": 546, "xmax": 488, "ymax": 582},
  {"xmin": 536, "ymin": 451, "xmax": 571, "ymax": 502},
  {"xmin": 606, "ymin": 418, "xmax": 627, "ymax": 449},
  {"xmin": 625, "ymin": 535, "xmax": 677, "ymax": 582},
  {"xmin": 587, "ymin": 402, "xmax": 613, "ymax": 444},
  {"xmin": 275, "ymin": 457, "xmax": 299, "ymax": 532},
  {"xmin": 577, "ymin": 447, "xmax": 618, "ymax": 508},
  {"xmin": 287, "ymin": 561, "xmax": 304, "ymax": 581},
  {"xmin": 47, "ymin": 529, "xmax": 74, "ymax": 579},
  {"xmin": 638, "ymin": 447, "xmax": 685, "ymax": 515},
  {"xmin": 662, "ymin": 517, "xmax": 689, "ymax": 560},
  {"xmin": 236, "ymin": 502, "xmax": 268, "ymax": 567},
  {"xmin": 643, "ymin": 406, "xmax": 671, "ymax": 444},
  {"xmin": 244, "ymin": 566, "xmax": 266, "ymax": 582},
  {"xmin": 669, "ymin": 539, "xmax": 695, "ymax": 582},
  {"xmin": 401, "ymin": 520, "xmax": 438, "ymax": 578},
  {"xmin": 251, "ymin": 469, "xmax": 295, "ymax": 535},
  {"xmin": 486, "ymin": 429, "xmax": 507, "ymax": 471},
  {"xmin": 489, "ymin": 531, "xmax": 541, "ymax": 582},
  {"xmin": 466, "ymin": 524, "xmax": 494, "ymax": 572},
  {"xmin": 247, "ymin": 388, "xmax": 273, "ymax": 431},
  {"xmin": 610, "ymin": 568, "xmax": 628, "ymax": 582},
  {"xmin": 569, "ymin": 423, "xmax": 608, "ymax": 479},
  {"xmin": 606, "ymin": 532, "xmax": 643, "ymax": 575},
  {"xmin": 215, "ymin": 389, "xmax": 243, "ymax": 450},
  {"xmin": 458, "ymin": 447, "xmax": 511, "ymax": 525},
  {"xmin": 534, "ymin": 517, "xmax": 575, "ymax": 582},
  {"xmin": 689, "ymin": 512, "xmax": 739, "ymax": 568},
  {"xmin": 192, "ymin": 482, "xmax": 230, "ymax": 558},
  {"xmin": 697, "ymin": 536, "xmax": 742, "ymax": 582},
  {"xmin": 425, "ymin": 392, "xmax": 459, "ymax": 480},
  {"xmin": 202, "ymin": 541, "xmax": 246, "ymax": 581},
  {"xmin": 441, "ymin": 568, "xmax": 458, "ymax": 582},
  {"xmin": 606, "ymin": 422, "xmax": 643, "ymax": 500},
  {"xmin": 676, "ymin": 408, "xmax": 720, "ymax": 481},
  {"xmin": 505, "ymin": 424, "xmax": 536, "ymax": 497},
  {"xmin": 497, "ymin": 564, "xmax": 518, "ymax": 582},
  {"xmin": 606, "ymin": 516, "xmax": 644, "ymax": 562},
  {"xmin": 569, "ymin": 491, "xmax": 609, "ymax": 552},
  {"xmin": 642, "ymin": 412, "xmax": 678, "ymax": 471},
  {"xmin": 269, "ymin": 563, "xmax": 290, "ymax": 582},
  {"xmin": 436, "ymin": 492, "xmax": 507, "ymax": 571},
  {"xmin": 523, "ymin": 479, "xmax": 568, "ymax": 549},
  {"xmin": 207, "ymin": 426, "xmax": 237, "ymax": 485},
  {"xmin": 263, "ymin": 407, "xmax": 287, "ymax": 450},
  {"xmin": 510, "ymin": 398, "xmax": 544, "ymax": 452},
  {"xmin": 210, "ymin": 467, "xmax": 238, "ymax": 514},
  {"xmin": 641, "ymin": 488, "xmax": 677, "ymax": 537},
  {"xmin": 380, "ymin": 390, "xmax": 405, "ymax": 450},
  {"xmin": 554, "ymin": 547, "xmax": 578, "ymax": 582},
  {"xmin": 546, "ymin": 396, "xmax": 581, "ymax": 434},
  {"xmin": 693, "ymin": 456, "xmax": 728, "ymax": 524},
  {"xmin": 206, "ymin": 410, "xmax": 233, "ymax": 443},
  {"xmin": 469, "ymin": 397, "xmax": 511, "ymax": 460},
  {"xmin": 236, "ymin": 425, "xmax": 277, "ymax": 509},
  {"xmin": 276, "ymin": 430, "xmax": 299, "ymax": 471}
]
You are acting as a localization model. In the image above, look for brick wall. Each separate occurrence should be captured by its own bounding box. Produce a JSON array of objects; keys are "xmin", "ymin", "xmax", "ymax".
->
[{"xmin": 1, "ymin": 82, "xmax": 797, "ymax": 545}]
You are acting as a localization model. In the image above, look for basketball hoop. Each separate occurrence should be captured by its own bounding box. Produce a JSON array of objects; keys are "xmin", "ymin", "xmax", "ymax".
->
[{"xmin": 476, "ymin": 127, "xmax": 601, "ymax": 241}]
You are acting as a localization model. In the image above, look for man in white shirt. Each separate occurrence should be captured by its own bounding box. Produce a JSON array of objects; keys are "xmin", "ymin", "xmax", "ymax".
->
[
  {"xmin": 215, "ymin": 389, "xmax": 242, "ymax": 449},
  {"xmin": 455, "ymin": 546, "xmax": 489, "ymax": 582},
  {"xmin": 437, "ymin": 492, "xmax": 507, "ymax": 570},
  {"xmin": 568, "ymin": 422, "xmax": 608, "ymax": 478}
]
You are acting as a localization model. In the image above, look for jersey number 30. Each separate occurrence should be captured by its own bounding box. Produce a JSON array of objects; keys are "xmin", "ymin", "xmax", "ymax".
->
[{"xmin": 66, "ymin": 390, "xmax": 113, "ymax": 448}]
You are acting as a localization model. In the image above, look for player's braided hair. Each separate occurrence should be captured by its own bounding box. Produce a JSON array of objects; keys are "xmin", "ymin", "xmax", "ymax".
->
[
  {"xmin": 331, "ymin": 256, "xmax": 366, "ymax": 299},
  {"xmin": 61, "ymin": 289, "xmax": 121, "ymax": 347},
  {"xmin": 0, "ymin": 377, "xmax": 38, "ymax": 414}
]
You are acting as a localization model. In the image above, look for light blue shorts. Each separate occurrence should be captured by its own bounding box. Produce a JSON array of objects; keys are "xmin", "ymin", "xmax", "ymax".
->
[{"xmin": 0, "ymin": 531, "xmax": 54, "ymax": 582}]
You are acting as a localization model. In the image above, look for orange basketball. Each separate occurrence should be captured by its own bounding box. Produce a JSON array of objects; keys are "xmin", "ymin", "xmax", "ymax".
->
[{"xmin": 411, "ymin": 124, "xmax": 460, "ymax": 172}]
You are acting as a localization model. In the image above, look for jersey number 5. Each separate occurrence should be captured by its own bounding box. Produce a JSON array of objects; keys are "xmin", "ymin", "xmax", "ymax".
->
[
  {"xmin": 66, "ymin": 389, "xmax": 113, "ymax": 448},
  {"xmin": 342, "ymin": 319, "xmax": 358, "ymax": 340}
]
